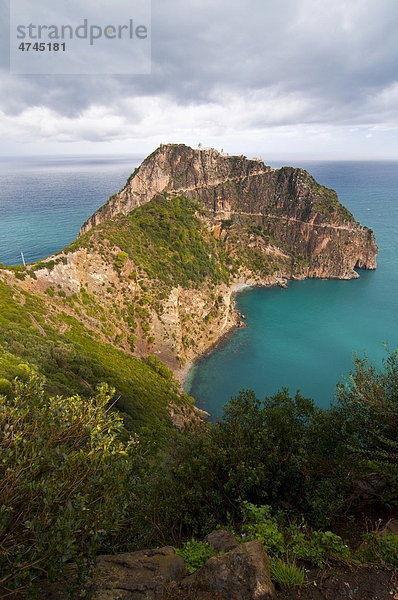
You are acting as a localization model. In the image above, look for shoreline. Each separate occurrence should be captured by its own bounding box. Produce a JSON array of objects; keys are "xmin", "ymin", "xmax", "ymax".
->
[{"xmin": 177, "ymin": 282, "xmax": 254, "ymax": 390}]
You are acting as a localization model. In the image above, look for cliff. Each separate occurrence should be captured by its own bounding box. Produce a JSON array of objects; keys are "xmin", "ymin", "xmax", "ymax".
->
[
  {"xmin": 0, "ymin": 144, "xmax": 378, "ymax": 389},
  {"xmin": 80, "ymin": 144, "xmax": 377, "ymax": 279}
]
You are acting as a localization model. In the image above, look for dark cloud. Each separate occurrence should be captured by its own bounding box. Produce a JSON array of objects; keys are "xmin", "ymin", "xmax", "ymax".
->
[{"xmin": 0, "ymin": 0, "xmax": 397, "ymax": 145}]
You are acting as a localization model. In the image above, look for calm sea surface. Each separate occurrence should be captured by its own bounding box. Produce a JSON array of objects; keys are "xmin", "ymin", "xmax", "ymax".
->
[
  {"xmin": 0, "ymin": 157, "xmax": 396, "ymax": 415},
  {"xmin": 185, "ymin": 161, "xmax": 398, "ymax": 416},
  {"xmin": 0, "ymin": 155, "xmax": 140, "ymax": 265}
]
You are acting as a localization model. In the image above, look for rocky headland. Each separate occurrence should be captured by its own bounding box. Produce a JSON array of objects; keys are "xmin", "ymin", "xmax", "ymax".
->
[{"xmin": 0, "ymin": 144, "xmax": 378, "ymax": 390}]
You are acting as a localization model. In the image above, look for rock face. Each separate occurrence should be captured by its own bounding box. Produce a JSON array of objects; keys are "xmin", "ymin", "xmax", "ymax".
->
[
  {"xmin": 181, "ymin": 540, "xmax": 276, "ymax": 600},
  {"xmin": 80, "ymin": 144, "xmax": 378, "ymax": 280},
  {"xmin": 86, "ymin": 547, "xmax": 185, "ymax": 600},
  {"xmin": 41, "ymin": 539, "xmax": 276, "ymax": 600},
  {"xmin": 80, "ymin": 145, "xmax": 270, "ymax": 234}
]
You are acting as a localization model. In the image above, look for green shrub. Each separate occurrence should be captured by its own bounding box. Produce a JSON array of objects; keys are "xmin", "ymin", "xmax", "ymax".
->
[
  {"xmin": 115, "ymin": 251, "xmax": 129, "ymax": 271},
  {"xmin": 271, "ymin": 559, "xmax": 305, "ymax": 589},
  {"xmin": 336, "ymin": 349, "xmax": 398, "ymax": 469},
  {"xmin": 289, "ymin": 528, "xmax": 350, "ymax": 567},
  {"xmin": 356, "ymin": 532, "xmax": 398, "ymax": 569},
  {"xmin": 240, "ymin": 503, "xmax": 350, "ymax": 568},
  {"xmin": 241, "ymin": 503, "xmax": 285, "ymax": 556},
  {"xmin": 175, "ymin": 539, "xmax": 216, "ymax": 573},
  {"xmin": 0, "ymin": 377, "xmax": 13, "ymax": 398},
  {"xmin": 145, "ymin": 355, "xmax": 173, "ymax": 381},
  {"xmin": 210, "ymin": 389, "xmax": 351, "ymax": 525},
  {"xmin": 0, "ymin": 375, "xmax": 138, "ymax": 597}
]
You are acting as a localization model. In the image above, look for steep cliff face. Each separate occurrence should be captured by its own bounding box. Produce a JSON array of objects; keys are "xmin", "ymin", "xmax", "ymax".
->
[
  {"xmin": 80, "ymin": 144, "xmax": 377, "ymax": 280},
  {"xmin": 80, "ymin": 145, "xmax": 270, "ymax": 233}
]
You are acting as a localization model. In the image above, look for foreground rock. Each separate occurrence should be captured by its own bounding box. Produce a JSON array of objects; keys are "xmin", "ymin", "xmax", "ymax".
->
[
  {"xmin": 181, "ymin": 540, "xmax": 276, "ymax": 600},
  {"xmin": 85, "ymin": 547, "xmax": 185, "ymax": 600},
  {"xmin": 42, "ymin": 547, "xmax": 185, "ymax": 600}
]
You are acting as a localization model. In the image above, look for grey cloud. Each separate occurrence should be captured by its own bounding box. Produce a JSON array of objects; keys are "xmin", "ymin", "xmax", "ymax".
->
[{"xmin": 0, "ymin": 0, "xmax": 397, "ymax": 133}]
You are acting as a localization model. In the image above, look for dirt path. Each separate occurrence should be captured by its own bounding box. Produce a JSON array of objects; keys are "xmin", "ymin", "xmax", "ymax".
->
[{"xmin": 28, "ymin": 313, "xmax": 46, "ymax": 337}]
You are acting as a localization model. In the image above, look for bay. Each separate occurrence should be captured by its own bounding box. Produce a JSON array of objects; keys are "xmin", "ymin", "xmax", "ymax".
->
[{"xmin": 186, "ymin": 161, "xmax": 398, "ymax": 417}]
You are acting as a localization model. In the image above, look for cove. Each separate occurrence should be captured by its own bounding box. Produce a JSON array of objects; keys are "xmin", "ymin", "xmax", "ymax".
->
[{"xmin": 185, "ymin": 161, "xmax": 398, "ymax": 418}]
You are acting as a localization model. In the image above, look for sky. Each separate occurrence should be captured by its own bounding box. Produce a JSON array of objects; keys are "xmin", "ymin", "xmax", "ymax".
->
[{"xmin": 1, "ymin": 0, "xmax": 398, "ymax": 159}]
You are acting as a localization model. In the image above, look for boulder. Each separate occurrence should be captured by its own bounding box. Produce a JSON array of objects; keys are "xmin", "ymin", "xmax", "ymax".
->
[
  {"xmin": 205, "ymin": 530, "xmax": 239, "ymax": 553},
  {"xmin": 181, "ymin": 540, "xmax": 276, "ymax": 600},
  {"xmin": 86, "ymin": 546, "xmax": 185, "ymax": 600},
  {"xmin": 194, "ymin": 406, "xmax": 211, "ymax": 421}
]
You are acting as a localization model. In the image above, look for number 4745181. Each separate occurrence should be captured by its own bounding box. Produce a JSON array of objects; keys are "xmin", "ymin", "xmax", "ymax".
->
[{"xmin": 18, "ymin": 42, "xmax": 66, "ymax": 51}]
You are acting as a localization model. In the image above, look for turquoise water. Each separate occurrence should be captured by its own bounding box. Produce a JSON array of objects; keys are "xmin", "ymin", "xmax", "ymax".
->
[
  {"xmin": 0, "ymin": 157, "xmax": 396, "ymax": 416},
  {"xmin": 0, "ymin": 156, "xmax": 140, "ymax": 266},
  {"xmin": 186, "ymin": 161, "xmax": 398, "ymax": 417}
]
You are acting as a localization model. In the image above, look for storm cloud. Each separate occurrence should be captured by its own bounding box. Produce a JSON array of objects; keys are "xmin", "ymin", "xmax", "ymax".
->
[{"xmin": 1, "ymin": 0, "xmax": 397, "ymax": 157}]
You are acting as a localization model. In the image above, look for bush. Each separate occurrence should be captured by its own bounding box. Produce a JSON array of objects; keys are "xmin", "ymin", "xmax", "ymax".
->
[
  {"xmin": 240, "ymin": 503, "xmax": 350, "ymax": 568},
  {"xmin": 289, "ymin": 528, "xmax": 351, "ymax": 567},
  {"xmin": 210, "ymin": 389, "xmax": 351, "ymax": 525},
  {"xmin": 115, "ymin": 251, "xmax": 128, "ymax": 271},
  {"xmin": 240, "ymin": 503, "xmax": 285, "ymax": 556},
  {"xmin": 175, "ymin": 539, "xmax": 216, "ymax": 573},
  {"xmin": 0, "ymin": 377, "xmax": 12, "ymax": 398},
  {"xmin": 336, "ymin": 349, "xmax": 398, "ymax": 469},
  {"xmin": 0, "ymin": 375, "xmax": 138, "ymax": 597},
  {"xmin": 356, "ymin": 532, "xmax": 398, "ymax": 569},
  {"xmin": 145, "ymin": 355, "xmax": 173, "ymax": 381}
]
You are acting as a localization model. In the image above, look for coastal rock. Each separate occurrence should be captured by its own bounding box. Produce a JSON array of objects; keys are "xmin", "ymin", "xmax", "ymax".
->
[
  {"xmin": 80, "ymin": 144, "xmax": 378, "ymax": 281},
  {"xmin": 194, "ymin": 406, "xmax": 211, "ymax": 421},
  {"xmin": 180, "ymin": 540, "xmax": 276, "ymax": 600}
]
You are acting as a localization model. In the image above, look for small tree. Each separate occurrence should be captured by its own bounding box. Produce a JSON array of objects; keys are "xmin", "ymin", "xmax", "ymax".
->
[
  {"xmin": 0, "ymin": 375, "xmax": 138, "ymax": 598},
  {"xmin": 336, "ymin": 348, "xmax": 398, "ymax": 468}
]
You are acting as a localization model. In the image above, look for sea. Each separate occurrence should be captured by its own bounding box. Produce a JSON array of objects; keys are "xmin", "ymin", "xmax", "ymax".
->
[{"xmin": 0, "ymin": 156, "xmax": 397, "ymax": 416}]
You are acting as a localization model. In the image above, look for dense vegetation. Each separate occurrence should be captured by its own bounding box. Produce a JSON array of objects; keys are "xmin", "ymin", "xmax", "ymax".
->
[
  {"xmin": 129, "ymin": 378, "xmax": 395, "ymax": 550},
  {"xmin": 67, "ymin": 193, "xmax": 306, "ymax": 293},
  {"xmin": 0, "ymin": 280, "xmax": 185, "ymax": 432},
  {"xmin": 0, "ymin": 349, "xmax": 396, "ymax": 597},
  {"xmin": 68, "ymin": 194, "xmax": 231, "ymax": 289},
  {"xmin": 0, "ymin": 376, "xmax": 138, "ymax": 597}
]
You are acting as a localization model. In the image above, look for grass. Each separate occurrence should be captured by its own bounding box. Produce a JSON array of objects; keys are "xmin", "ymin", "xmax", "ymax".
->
[
  {"xmin": 271, "ymin": 559, "xmax": 305, "ymax": 589},
  {"xmin": 0, "ymin": 280, "xmax": 186, "ymax": 434}
]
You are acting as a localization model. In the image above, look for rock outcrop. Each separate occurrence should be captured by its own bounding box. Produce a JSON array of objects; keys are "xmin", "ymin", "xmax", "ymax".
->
[
  {"xmin": 80, "ymin": 145, "xmax": 270, "ymax": 234},
  {"xmin": 85, "ymin": 547, "xmax": 185, "ymax": 600},
  {"xmin": 181, "ymin": 540, "xmax": 276, "ymax": 600},
  {"xmin": 80, "ymin": 144, "xmax": 378, "ymax": 280},
  {"xmin": 42, "ymin": 547, "xmax": 185, "ymax": 600},
  {"xmin": 205, "ymin": 530, "xmax": 240, "ymax": 553},
  {"xmin": 41, "ymin": 536, "xmax": 276, "ymax": 600}
]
